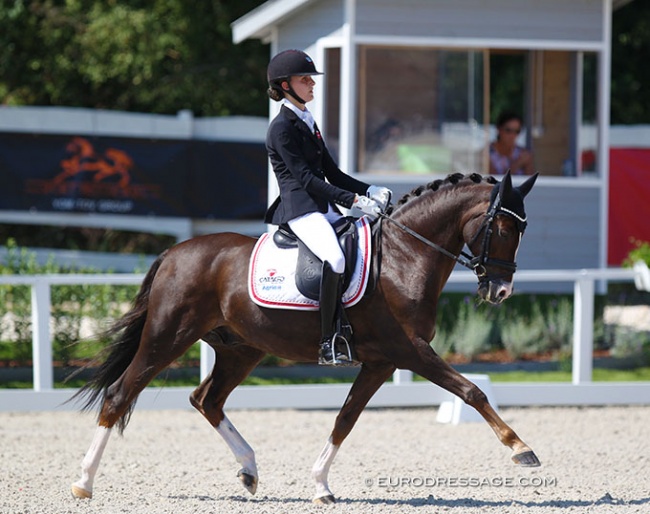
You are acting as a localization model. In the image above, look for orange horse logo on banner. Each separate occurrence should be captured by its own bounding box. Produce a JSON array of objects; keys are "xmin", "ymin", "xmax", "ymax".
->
[
  {"xmin": 53, "ymin": 137, "xmax": 133, "ymax": 188},
  {"xmin": 25, "ymin": 136, "xmax": 161, "ymax": 203}
]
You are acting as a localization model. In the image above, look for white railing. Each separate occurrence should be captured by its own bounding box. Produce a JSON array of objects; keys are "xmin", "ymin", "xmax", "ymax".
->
[{"xmin": 1, "ymin": 264, "xmax": 649, "ymax": 411}]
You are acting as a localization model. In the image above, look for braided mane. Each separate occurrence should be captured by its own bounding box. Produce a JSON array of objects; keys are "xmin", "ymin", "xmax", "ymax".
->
[{"xmin": 385, "ymin": 173, "xmax": 497, "ymax": 216}]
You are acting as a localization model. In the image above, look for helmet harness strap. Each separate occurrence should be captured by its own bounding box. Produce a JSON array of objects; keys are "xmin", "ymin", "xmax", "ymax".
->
[{"xmin": 280, "ymin": 78, "xmax": 306, "ymax": 105}]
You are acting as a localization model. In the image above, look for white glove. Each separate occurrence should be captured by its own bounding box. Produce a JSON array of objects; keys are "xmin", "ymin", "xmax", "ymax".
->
[
  {"xmin": 367, "ymin": 185, "xmax": 392, "ymax": 211},
  {"xmin": 351, "ymin": 195, "xmax": 381, "ymax": 220}
]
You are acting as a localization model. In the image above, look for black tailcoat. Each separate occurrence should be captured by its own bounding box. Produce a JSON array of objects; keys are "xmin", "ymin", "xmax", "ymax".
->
[{"xmin": 264, "ymin": 105, "xmax": 370, "ymax": 225}]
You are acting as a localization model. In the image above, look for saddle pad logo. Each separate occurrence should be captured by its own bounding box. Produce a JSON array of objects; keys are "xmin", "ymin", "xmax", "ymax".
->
[
  {"xmin": 248, "ymin": 218, "xmax": 372, "ymax": 311},
  {"xmin": 259, "ymin": 268, "xmax": 285, "ymax": 284}
]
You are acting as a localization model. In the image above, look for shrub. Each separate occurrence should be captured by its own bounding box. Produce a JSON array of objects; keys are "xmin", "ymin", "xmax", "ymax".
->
[
  {"xmin": 623, "ymin": 239, "xmax": 650, "ymax": 267},
  {"xmin": 446, "ymin": 298, "xmax": 495, "ymax": 360},
  {"xmin": 430, "ymin": 325, "xmax": 454, "ymax": 357},
  {"xmin": 539, "ymin": 298, "xmax": 574, "ymax": 352},
  {"xmin": 500, "ymin": 316, "xmax": 545, "ymax": 359},
  {"xmin": 0, "ymin": 239, "xmax": 139, "ymax": 366},
  {"xmin": 610, "ymin": 326, "xmax": 650, "ymax": 363}
]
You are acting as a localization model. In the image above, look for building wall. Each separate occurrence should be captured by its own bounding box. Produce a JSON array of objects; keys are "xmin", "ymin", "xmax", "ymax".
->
[
  {"xmin": 355, "ymin": 0, "xmax": 604, "ymax": 44},
  {"xmin": 520, "ymin": 184, "xmax": 601, "ymax": 270},
  {"xmin": 240, "ymin": 0, "xmax": 612, "ymax": 287}
]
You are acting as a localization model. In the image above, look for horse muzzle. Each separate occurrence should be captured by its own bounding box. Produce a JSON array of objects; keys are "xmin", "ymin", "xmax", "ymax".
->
[{"xmin": 478, "ymin": 279, "xmax": 513, "ymax": 304}]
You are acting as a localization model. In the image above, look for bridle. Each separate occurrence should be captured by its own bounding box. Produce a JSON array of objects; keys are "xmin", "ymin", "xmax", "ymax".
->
[{"xmin": 378, "ymin": 185, "xmax": 527, "ymax": 282}]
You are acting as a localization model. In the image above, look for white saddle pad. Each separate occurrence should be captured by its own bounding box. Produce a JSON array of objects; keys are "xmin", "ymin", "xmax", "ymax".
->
[{"xmin": 248, "ymin": 217, "xmax": 372, "ymax": 311}]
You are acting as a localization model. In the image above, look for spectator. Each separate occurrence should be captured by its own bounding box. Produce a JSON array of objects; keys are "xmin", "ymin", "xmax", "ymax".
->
[{"xmin": 489, "ymin": 111, "xmax": 534, "ymax": 175}]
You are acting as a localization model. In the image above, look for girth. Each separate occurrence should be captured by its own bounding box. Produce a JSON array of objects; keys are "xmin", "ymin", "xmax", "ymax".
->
[{"xmin": 272, "ymin": 217, "xmax": 359, "ymax": 301}]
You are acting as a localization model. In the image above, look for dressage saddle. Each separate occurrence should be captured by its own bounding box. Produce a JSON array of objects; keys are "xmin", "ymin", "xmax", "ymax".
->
[{"xmin": 272, "ymin": 217, "xmax": 358, "ymax": 301}]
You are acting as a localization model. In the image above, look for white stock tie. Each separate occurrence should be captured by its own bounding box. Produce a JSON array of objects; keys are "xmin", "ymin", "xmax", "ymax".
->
[{"xmin": 301, "ymin": 109, "xmax": 316, "ymax": 134}]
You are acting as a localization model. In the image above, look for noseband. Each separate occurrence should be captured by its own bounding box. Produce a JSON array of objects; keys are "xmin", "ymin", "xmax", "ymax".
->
[{"xmin": 379, "ymin": 186, "xmax": 527, "ymax": 281}]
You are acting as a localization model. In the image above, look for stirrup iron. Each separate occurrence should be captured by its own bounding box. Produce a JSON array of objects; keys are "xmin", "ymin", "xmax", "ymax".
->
[{"xmin": 318, "ymin": 333, "xmax": 358, "ymax": 367}]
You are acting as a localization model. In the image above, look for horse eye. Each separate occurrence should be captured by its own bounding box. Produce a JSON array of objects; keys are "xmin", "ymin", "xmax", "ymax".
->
[{"xmin": 498, "ymin": 227, "xmax": 510, "ymax": 238}]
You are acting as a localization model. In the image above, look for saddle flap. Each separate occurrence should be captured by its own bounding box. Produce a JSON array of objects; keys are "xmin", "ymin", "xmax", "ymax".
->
[
  {"xmin": 295, "ymin": 241, "xmax": 322, "ymax": 301},
  {"xmin": 248, "ymin": 217, "xmax": 372, "ymax": 311}
]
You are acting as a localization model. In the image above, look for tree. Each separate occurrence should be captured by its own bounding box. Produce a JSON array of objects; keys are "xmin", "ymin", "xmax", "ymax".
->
[
  {"xmin": 611, "ymin": 0, "xmax": 650, "ymax": 124},
  {"xmin": 0, "ymin": 0, "xmax": 269, "ymax": 116},
  {"xmin": 1, "ymin": 1, "xmax": 649, "ymax": 122}
]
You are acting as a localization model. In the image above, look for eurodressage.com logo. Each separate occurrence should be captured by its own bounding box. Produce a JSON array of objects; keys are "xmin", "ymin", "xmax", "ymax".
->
[
  {"xmin": 364, "ymin": 476, "xmax": 557, "ymax": 489},
  {"xmin": 258, "ymin": 268, "xmax": 286, "ymax": 291}
]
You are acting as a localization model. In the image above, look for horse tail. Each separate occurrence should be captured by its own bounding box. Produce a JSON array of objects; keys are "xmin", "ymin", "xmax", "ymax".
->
[{"xmin": 69, "ymin": 249, "xmax": 169, "ymax": 432}]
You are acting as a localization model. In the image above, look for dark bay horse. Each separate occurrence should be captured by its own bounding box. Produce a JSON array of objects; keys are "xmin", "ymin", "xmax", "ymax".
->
[{"xmin": 71, "ymin": 172, "xmax": 540, "ymax": 504}]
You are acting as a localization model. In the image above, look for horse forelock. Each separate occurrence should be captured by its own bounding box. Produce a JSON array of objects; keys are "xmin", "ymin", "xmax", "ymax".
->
[{"xmin": 386, "ymin": 173, "xmax": 496, "ymax": 216}]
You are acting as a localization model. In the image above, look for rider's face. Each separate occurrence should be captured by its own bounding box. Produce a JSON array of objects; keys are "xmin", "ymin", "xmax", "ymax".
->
[{"xmin": 284, "ymin": 75, "xmax": 315, "ymax": 105}]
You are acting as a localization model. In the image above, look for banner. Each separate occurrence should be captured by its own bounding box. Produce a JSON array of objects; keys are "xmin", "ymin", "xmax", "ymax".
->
[
  {"xmin": 608, "ymin": 148, "xmax": 650, "ymax": 265},
  {"xmin": 0, "ymin": 133, "xmax": 267, "ymax": 219}
]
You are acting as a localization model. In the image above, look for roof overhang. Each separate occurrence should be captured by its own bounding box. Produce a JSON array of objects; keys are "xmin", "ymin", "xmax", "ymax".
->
[
  {"xmin": 232, "ymin": 0, "xmax": 635, "ymax": 44},
  {"xmin": 613, "ymin": 0, "xmax": 635, "ymax": 10},
  {"xmin": 231, "ymin": 0, "xmax": 316, "ymax": 44}
]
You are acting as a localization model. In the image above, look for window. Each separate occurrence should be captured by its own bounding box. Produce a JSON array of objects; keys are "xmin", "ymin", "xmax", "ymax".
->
[
  {"xmin": 351, "ymin": 45, "xmax": 598, "ymax": 177},
  {"xmin": 356, "ymin": 46, "xmax": 485, "ymax": 175}
]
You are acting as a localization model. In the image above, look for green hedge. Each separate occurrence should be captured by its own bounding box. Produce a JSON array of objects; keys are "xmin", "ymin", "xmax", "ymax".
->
[
  {"xmin": 433, "ymin": 293, "xmax": 590, "ymax": 360},
  {"xmin": 0, "ymin": 239, "xmax": 142, "ymax": 365}
]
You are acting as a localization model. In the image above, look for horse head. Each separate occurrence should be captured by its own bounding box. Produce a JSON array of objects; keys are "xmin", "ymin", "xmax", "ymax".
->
[
  {"xmin": 463, "ymin": 171, "xmax": 538, "ymax": 304},
  {"xmin": 66, "ymin": 137, "xmax": 95, "ymax": 158}
]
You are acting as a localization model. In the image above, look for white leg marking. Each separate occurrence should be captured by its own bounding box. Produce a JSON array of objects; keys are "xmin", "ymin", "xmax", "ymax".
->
[
  {"xmin": 216, "ymin": 414, "xmax": 258, "ymax": 482},
  {"xmin": 72, "ymin": 426, "xmax": 112, "ymax": 498},
  {"xmin": 311, "ymin": 437, "xmax": 340, "ymax": 501}
]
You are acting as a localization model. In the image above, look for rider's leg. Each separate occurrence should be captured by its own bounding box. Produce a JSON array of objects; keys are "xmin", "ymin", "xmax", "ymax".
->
[
  {"xmin": 317, "ymin": 261, "xmax": 354, "ymax": 365},
  {"xmin": 287, "ymin": 212, "xmax": 354, "ymax": 365}
]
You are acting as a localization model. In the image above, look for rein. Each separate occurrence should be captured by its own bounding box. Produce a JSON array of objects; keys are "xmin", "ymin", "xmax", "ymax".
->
[
  {"xmin": 379, "ymin": 213, "xmax": 481, "ymax": 272},
  {"xmin": 378, "ymin": 187, "xmax": 525, "ymax": 280}
]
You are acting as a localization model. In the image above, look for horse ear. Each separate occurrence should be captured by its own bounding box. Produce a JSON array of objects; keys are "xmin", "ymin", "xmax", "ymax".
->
[
  {"xmin": 516, "ymin": 172, "xmax": 539, "ymax": 198},
  {"xmin": 499, "ymin": 170, "xmax": 513, "ymax": 197}
]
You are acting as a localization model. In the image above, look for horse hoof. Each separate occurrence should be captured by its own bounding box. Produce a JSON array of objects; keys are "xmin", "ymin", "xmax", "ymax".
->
[
  {"xmin": 237, "ymin": 469, "xmax": 258, "ymax": 495},
  {"xmin": 313, "ymin": 494, "xmax": 336, "ymax": 505},
  {"xmin": 512, "ymin": 450, "xmax": 541, "ymax": 467},
  {"xmin": 71, "ymin": 484, "xmax": 92, "ymax": 499}
]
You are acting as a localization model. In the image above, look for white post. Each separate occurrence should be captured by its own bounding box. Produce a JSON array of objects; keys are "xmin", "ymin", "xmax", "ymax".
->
[
  {"xmin": 597, "ymin": 0, "xmax": 612, "ymax": 274},
  {"xmin": 572, "ymin": 276, "xmax": 594, "ymax": 385},
  {"xmin": 339, "ymin": 0, "xmax": 357, "ymax": 173},
  {"xmin": 200, "ymin": 340, "xmax": 215, "ymax": 382},
  {"xmin": 31, "ymin": 280, "xmax": 53, "ymax": 391},
  {"xmin": 393, "ymin": 369, "xmax": 413, "ymax": 385}
]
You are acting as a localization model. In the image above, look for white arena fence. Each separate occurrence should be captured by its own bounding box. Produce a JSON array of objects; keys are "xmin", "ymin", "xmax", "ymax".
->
[{"xmin": 1, "ymin": 265, "xmax": 649, "ymax": 412}]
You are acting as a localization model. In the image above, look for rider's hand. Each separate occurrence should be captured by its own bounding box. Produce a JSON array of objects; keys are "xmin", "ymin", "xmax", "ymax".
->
[
  {"xmin": 367, "ymin": 185, "xmax": 392, "ymax": 212},
  {"xmin": 352, "ymin": 195, "xmax": 381, "ymax": 220}
]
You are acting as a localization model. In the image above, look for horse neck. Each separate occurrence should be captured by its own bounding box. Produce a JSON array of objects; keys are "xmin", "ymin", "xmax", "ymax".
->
[
  {"xmin": 393, "ymin": 183, "xmax": 490, "ymax": 252},
  {"xmin": 383, "ymin": 182, "xmax": 491, "ymax": 297}
]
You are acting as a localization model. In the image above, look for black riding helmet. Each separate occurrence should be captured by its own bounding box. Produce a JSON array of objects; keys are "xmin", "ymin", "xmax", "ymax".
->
[{"xmin": 267, "ymin": 49, "xmax": 323, "ymax": 104}]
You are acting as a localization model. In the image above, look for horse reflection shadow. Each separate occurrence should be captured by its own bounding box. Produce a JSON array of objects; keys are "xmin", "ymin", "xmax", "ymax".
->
[{"xmin": 220, "ymin": 493, "xmax": 650, "ymax": 509}]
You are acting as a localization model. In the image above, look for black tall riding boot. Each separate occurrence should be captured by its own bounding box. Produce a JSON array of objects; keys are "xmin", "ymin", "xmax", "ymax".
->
[{"xmin": 318, "ymin": 262, "xmax": 356, "ymax": 366}]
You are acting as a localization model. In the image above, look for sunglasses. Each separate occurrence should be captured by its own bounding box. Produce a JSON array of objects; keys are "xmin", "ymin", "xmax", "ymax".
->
[{"xmin": 502, "ymin": 126, "xmax": 521, "ymax": 135}]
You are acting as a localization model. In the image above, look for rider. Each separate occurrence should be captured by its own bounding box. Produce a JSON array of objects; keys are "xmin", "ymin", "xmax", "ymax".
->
[{"xmin": 264, "ymin": 49, "xmax": 392, "ymax": 365}]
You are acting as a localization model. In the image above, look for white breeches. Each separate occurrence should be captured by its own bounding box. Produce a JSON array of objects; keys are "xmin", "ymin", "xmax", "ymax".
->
[{"xmin": 288, "ymin": 208, "xmax": 345, "ymax": 274}]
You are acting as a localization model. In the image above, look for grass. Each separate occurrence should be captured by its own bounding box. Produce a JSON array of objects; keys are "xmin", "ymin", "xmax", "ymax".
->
[
  {"xmin": 488, "ymin": 367, "xmax": 650, "ymax": 382},
  {"xmin": 3, "ymin": 366, "xmax": 650, "ymax": 390}
]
